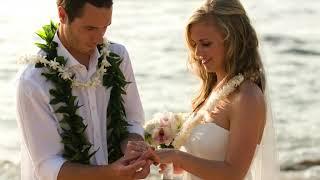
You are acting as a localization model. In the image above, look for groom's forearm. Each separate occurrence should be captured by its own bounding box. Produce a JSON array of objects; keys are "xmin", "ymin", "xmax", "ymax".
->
[
  {"xmin": 121, "ymin": 133, "xmax": 144, "ymax": 153},
  {"xmin": 57, "ymin": 162, "xmax": 116, "ymax": 180}
]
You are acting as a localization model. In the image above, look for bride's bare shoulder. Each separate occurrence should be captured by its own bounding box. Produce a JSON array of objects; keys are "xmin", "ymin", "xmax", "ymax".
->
[
  {"xmin": 231, "ymin": 80, "xmax": 266, "ymax": 115},
  {"xmin": 234, "ymin": 80, "xmax": 265, "ymax": 103}
]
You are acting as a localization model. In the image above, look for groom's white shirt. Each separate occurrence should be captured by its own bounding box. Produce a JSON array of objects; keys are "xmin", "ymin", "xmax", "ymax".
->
[{"xmin": 15, "ymin": 33, "xmax": 145, "ymax": 180}]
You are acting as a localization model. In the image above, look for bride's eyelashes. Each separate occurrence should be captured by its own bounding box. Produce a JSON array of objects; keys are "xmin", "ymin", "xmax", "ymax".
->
[
  {"xmin": 190, "ymin": 40, "xmax": 212, "ymax": 48},
  {"xmin": 201, "ymin": 42, "xmax": 212, "ymax": 47}
]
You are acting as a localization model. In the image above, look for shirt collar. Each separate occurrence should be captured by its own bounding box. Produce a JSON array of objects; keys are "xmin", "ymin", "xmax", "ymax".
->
[{"xmin": 52, "ymin": 33, "xmax": 101, "ymax": 71}]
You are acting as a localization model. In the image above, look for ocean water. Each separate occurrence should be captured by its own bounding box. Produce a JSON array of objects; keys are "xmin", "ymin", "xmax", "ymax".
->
[{"xmin": 0, "ymin": 0, "xmax": 319, "ymax": 179}]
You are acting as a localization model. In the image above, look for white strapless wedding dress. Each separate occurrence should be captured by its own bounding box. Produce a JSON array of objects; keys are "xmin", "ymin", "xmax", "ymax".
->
[{"xmin": 181, "ymin": 123, "xmax": 262, "ymax": 180}]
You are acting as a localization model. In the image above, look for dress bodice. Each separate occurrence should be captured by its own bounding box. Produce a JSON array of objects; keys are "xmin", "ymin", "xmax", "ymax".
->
[
  {"xmin": 181, "ymin": 122, "xmax": 260, "ymax": 180},
  {"xmin": 183, "ymin": 123, "xmax": 229, "ymax": 161}
]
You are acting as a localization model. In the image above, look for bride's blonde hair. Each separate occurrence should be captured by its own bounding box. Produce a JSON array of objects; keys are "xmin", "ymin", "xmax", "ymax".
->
[{"xmin": 186, "ymin": 0, "xmax": 266, "ymax": 112}]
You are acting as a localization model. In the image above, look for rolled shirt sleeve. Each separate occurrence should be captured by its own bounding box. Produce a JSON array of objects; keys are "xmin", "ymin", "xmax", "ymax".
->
[
  {"xmin": 16, "ymin": 76, "xmax": 66, "ymax": 180},
  {"xmin": 119, "ymin": 46, "xmax": 145, "ymax": 138}
]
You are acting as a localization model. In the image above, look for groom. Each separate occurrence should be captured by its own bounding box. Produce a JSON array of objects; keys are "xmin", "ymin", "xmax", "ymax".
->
[{"xmin": 16, "ymin": 0, "xmax": 154, "ymax": 179}]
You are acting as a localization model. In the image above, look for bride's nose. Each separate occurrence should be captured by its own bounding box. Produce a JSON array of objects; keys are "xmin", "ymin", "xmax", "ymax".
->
[{"xmin": 195, "ymin": 46, "xmax": 206, "ymax": 60}]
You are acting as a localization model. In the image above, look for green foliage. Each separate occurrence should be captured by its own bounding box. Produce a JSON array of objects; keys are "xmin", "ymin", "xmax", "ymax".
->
[
  {"xmin": 98, "ymin": 45, "xmax": 131, "ymax": 163},
  {"xmin": 144, "ymin": 133, "xmax": 153, "ymax": 146},
  {"xmin": 159, "ymin": 144, "xmax": 174, "ymax": 149}
]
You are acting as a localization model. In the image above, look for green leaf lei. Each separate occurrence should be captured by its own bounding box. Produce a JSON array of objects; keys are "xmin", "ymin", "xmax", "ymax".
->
[{"xmin": 34, "ymin": 21, "xmax": 130, "ymax": 164}]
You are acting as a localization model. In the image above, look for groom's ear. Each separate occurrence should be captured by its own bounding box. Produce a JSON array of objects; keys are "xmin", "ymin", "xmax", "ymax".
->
[{"xmin": 58, "ymin": 6, "xmax": 68, "ymax": 24}]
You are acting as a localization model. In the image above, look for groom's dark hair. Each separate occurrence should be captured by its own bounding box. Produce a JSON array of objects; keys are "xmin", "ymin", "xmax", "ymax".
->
[{"xmin": 56, "ymin": 0, "xmax": 113, "ymax": 23}]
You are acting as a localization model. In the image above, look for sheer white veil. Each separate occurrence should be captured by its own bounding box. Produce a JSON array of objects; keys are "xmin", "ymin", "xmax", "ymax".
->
[{"xmin": 247, "ymin": 75, "xmax": 280, "ymax": 180}]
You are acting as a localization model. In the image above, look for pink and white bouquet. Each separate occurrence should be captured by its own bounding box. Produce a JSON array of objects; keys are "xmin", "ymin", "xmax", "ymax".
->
[
  {"xmin": 144, "ymin": 112, "xmax": 187, "ymax": 148},
  {"xmin": 144, "ymin": 112, "xmax": 188, "ymax": 179}
]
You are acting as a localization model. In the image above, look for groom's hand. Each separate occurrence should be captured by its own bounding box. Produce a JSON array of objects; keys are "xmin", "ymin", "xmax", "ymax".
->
[
  {"xmin": 124, "ymin": 141, "xmax": 160, "ymax": 179},
  {"xmin": 121, "ymin": 133, "xmax": 144, "ymax": 154},
  {"xmin": 125, "ymin": 141, "xmax": 160, "ymax": 163},
  {"xmin": 132, "ymin": 150, "xmax": 154, "ymax": 179},
  {"xmin": 110, "ymin": 154, "xmax": 147, "ymax": 180},
  {"xmin": 124, "ymin": 148, "xmax": 156, "ymax": 179},
  {"xmin": 125, "ymin": 141, "xmax": 148, "ymax": 156}
]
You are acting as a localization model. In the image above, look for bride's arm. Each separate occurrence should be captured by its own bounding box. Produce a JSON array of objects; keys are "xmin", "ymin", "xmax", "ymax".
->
[{"xmin": 158, "ymin": 83, "xmax": 266, "ymax": 179}]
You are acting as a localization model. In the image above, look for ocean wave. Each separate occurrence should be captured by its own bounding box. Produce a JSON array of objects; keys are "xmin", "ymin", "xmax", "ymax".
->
[
  {"xmin": 280, "ymin": 48, "xmax": 320, "ymax": 56},
  {"xmin": 281, "ymin": 159, "xmax": 320, "ymax": 171},
  {"xmin": 263, "ymin": 35, "xmax": 306, "ymax": 45}
]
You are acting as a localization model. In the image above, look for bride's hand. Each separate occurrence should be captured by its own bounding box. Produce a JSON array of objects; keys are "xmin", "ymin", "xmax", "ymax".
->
[
  {"xmin": 155, "ymin": 148, "xmax": 184, "ymax": 174},
  {"xmin": 159, "ymin": 163, "xmax": 184, "ymax": 174},
  {"xmin": 173, "ymin": 164, "xmax": 184, "ymax": 174},
  {"xmin": 155, "ymin": 148, "xmax": 177, "ymax": 164}
]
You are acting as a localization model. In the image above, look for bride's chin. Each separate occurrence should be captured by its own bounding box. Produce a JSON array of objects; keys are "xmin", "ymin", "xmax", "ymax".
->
[{"xmin": 203, "ymin": 67, "xmax": 215, "ymax": 73}]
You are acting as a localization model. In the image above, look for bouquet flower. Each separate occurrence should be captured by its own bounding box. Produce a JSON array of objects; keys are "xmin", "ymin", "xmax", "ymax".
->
[
  {"xmin": 144, "ymin": 112, "xmax": 187, "ymax": 179},
  {"xmin": 144, "ymin": 112, "xmax": 187, "ymax": 148}
]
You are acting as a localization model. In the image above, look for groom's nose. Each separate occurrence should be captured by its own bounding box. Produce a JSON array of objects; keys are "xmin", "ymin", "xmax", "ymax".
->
[{"xmin": 91, "ymin": 29, "xmax": 105, "ymax": 45}]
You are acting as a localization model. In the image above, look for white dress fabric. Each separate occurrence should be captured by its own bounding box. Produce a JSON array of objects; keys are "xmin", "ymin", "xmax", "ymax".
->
[
  {"xmin": 182, "ymin": 122, "xmax": 258, "ymax": 180},
  {"xmin": 181, "ymin": 110, "xmax": 278, "ymax": 180}
]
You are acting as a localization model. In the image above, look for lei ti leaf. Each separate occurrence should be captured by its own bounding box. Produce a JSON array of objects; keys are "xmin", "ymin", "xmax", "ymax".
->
[
  {"xmin": 98, "ymin": 45, "xmax": 131, "ymax": 163},
  {"xmin": 35, "ymin": 21, "xmax": 60, "ymax": 64},
  {"xmin": 35, "ymin": 22, "xmax": 96, "ymax": 164}
]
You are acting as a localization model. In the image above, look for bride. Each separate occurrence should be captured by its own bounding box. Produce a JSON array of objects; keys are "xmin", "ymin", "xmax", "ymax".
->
[{"xmin": 153, "ymin": 0, "xmax": 279, "ymax": 179}]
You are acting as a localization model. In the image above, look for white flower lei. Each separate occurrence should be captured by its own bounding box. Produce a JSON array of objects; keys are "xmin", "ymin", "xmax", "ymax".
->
[
  {"xmin": 18, "ymin": 40, "xmax": 115, "ymax": 88},
  {"xmin": 172, "ymin": 74, "xmax": 245, "ymax": 149}
]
